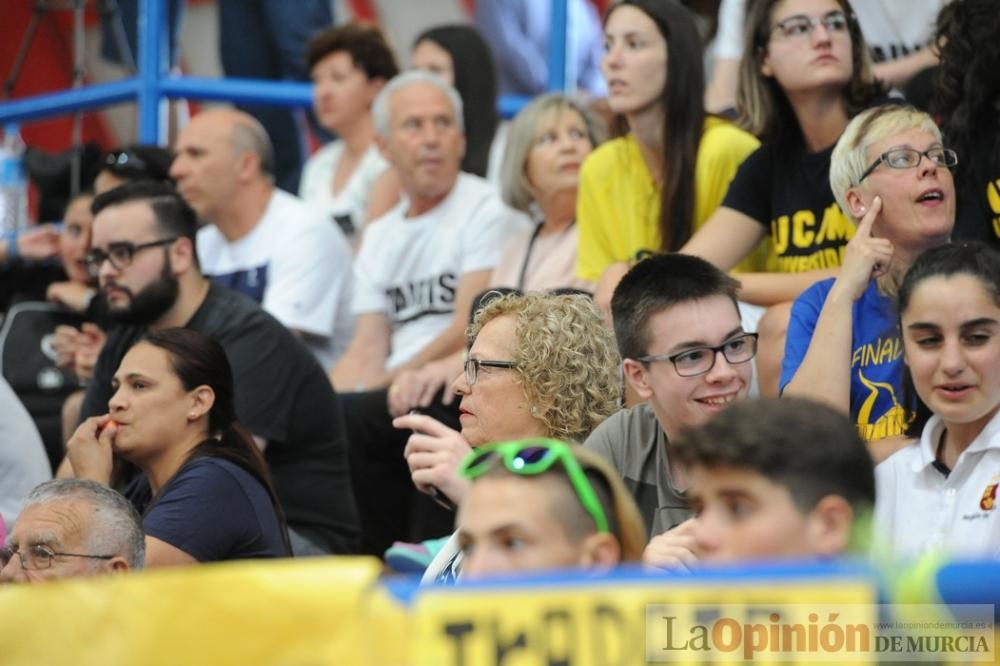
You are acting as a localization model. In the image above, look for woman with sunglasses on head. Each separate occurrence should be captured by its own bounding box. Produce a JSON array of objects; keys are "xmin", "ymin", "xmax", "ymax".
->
[
  {"xmin": 875, "ymin": 242, "xmax": 1000, "ymax": 559},
  {"xmin": 456, "ymin": 439, "xmax": 646, "ymax": 580},
  {"xmin": 392, "ymin": 291, "xmax": 621, "ymax": 582},
  {"xmin": 580, "ymin": 0, "xmax": 767, "ymax": 311},
  {"xmin": 65, "ymin": 327, "xmax": 289, "ymax": 566},
  {"xmin": 782, "ymin": 105, "xmax": 954, "ymax": 453}
]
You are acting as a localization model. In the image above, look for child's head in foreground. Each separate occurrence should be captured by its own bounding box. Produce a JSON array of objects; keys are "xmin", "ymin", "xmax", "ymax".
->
[{"xmin": 670, "ymin": 397, "xmax": 875, "ymax": 563}]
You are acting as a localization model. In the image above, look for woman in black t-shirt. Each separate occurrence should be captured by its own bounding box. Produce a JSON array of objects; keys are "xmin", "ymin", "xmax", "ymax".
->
[
  {"xmin": 682, "ymin": 0, "xmax": 884, "ymax": 306},
  {"xmin": 66, "ymin": 327, "xmax": 290, "ymax": 566}
]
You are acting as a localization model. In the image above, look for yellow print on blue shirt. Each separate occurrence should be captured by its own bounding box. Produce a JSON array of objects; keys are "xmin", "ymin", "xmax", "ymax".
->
[
  {"xmin": 987, "ymin": 177, "xmax": 1000, "ymax": 240},
  {"xmin": 856, "ymin": 370, "xmax": 908, "ymax": 441}
]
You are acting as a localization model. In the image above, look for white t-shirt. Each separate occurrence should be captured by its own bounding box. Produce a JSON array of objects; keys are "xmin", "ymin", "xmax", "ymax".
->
[
  {"xmin": 298, "ymin": 141, "xmax": 390, "ymax": 241},
  {"xmin": 353, "ymin": 173, "xmax": 528, "ymax": 370},
  {"xmin": 0, "ymin": 378, "xmax": 51, "ymax": 528},
  {"xmin": 874, "ymin": 410, "xmax": 1000, "ymax": 560},
  {"xmin": 197, "ymin": 189, "xmax": 355, "ymax": 370},
  {"xmin": 852, "ymin": 0, "xmax": 946, "ymax": 63}
]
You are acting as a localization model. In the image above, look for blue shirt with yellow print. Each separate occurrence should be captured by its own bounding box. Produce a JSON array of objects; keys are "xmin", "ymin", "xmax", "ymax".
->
[{"xmin": 781, "ymin": 278, "xmax": 908, "ymax": 441}]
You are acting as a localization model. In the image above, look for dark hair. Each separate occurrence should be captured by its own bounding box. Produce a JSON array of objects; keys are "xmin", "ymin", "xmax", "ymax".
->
[
  {"xmin": 605, "ymin": 0, "xmax": 706, "ymax": 252},
  {"xmin": 932, "ymin": 0, "xmax": 1000, "ymax": 198},
  {"xmin": 136, "ymin": 327, "xmax": 290, "ymax": 551},
  {"xmin": 611, "ymin": 253, "xmax": 741, "ymax": 360},
  {"xmin": 897, "ymin": 242, "xmax": 1000, "ymax": 436},
  {"xmin": 91, "ymin": 180, "xmax": 198, "ymax": 255},
  {"xmin": 414, "ymin": 24, "xmax": 499, "ymax": 178},
  {"xmin": 306, "ymin": 22, "xmax": 399, "ymax": 82},
  {"xmin": 101, "ymin": 144, "xmax": 175, "ymax": 185},
  {"xmin": 739, "ymin": 0, "xmax": 883, "ymax": 144},
  {"xmin": 671, "ymin": 397, "xmax": 876, "ymax": 512}
]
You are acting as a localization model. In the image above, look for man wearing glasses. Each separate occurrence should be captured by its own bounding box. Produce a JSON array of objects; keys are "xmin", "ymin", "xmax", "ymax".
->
[
  {"xmin": 584, "ymin": 253, "xmax": 756, "ymax": 545},
  {"xmin": 1, "ymin": 479, "xmax": 143, "ymax": 583},
  {"xmin": 67, "ymin": 181, "xmax": 360, "ymax": 557}
]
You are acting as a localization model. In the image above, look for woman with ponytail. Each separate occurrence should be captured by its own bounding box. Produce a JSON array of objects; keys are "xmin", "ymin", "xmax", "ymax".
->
[{"xmin": 66, "ymin": 327, "xmax": 289, "ymax": 566}]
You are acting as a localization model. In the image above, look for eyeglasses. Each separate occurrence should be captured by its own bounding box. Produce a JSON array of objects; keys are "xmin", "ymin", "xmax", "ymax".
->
[
  {"xmin": 856, "ymin": 147, "xmax": 958, "ymax": 184},
  {"xmin": 637, "ymin": 332, "xmax": 759, "ymax": 377},
  {"xmin": 771, "ymin": 11, "xmax": 850, "ymax": 40},
  {"xmin": 459, "ymin": 438, "xmax": 609, "ymax": 533},
  {"xmin": 464, "ymin": 356, "xmax": 518, "ymax": 386},
  {"xmin": 104, "ymin": 149, "xmax": 149, "ymax": 174},
  {"xmin": 84, "ymin": 237, "xmax": 177, "ymax": 274},
  {"xmin": 0, "ymin": 544, "xmax": 115, "ymax": 571}
]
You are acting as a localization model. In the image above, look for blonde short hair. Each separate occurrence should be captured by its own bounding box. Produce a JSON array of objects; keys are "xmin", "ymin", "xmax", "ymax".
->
[
  {"xmin": 500, "ymin": 94, "xmax": 606, "ymax": 214},
  {"xmin": 467, "ymin": 292, "xmax": 621, "ymax": 442},
  {"xmin": 829, "ymin": 105, "xmax": 942, "ymax": 221}
]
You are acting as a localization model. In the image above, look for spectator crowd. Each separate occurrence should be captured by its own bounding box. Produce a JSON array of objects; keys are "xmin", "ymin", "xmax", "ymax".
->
[{"xmin": 2, "ymin": 0, "xmax": 998, "ymax": 590}]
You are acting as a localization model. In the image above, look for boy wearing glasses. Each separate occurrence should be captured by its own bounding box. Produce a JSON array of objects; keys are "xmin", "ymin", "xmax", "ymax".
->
[{"xmin": 584, "ymin": 254, "xmax": 757, "ymax": 538}]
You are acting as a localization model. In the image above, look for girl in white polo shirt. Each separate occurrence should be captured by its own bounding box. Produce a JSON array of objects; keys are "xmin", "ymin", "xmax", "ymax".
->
[{"xmin": 875, "ymin": 242, "xmax": 1000, "ymax": 559}]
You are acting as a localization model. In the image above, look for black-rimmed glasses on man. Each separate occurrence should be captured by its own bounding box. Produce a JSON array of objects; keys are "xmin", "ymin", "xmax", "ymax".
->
[
  {"xmin": 637, "ymin": 332, "xmax": 759, "ymax": 377},
  {"xmin": 84, "ymin": 237, "xmax": 178, "ymax": 275}
]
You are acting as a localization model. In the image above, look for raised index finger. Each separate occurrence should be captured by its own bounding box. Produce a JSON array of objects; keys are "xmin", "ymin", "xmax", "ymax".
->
[{"xmin": 854, "ymin": 196, "xmax": 882, "ymax": 238}]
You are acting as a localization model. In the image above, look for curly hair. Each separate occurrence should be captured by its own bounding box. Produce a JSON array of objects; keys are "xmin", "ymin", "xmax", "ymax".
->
[
  {"xmin": 931, "ymin": 0, "xmax": 1000, "ymax": 174},
  {"xmin": 467, "ymin": 292, "xmax": 621, "ymax": 442}
]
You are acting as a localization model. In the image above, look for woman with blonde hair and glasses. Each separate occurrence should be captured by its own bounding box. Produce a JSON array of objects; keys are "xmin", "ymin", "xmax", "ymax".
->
[
  {"xmin": 783, "ymin": 104, "xmax": 955, "ymax": 455},
  {"xmin": 392, "ymin": 291, "xmax": 621, "ymax": 582},
  {"xmin": 456, "ymin": 438, "xmax": 646, "ymax": 580}
]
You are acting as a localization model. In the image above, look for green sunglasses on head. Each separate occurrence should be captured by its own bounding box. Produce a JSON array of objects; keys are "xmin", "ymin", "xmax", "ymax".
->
[{"xmin": 459, "ymin": 438, "xmax": 610, "ymax": 534}]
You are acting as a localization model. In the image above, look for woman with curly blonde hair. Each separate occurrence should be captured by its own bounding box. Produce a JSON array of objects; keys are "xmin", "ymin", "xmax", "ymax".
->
[{"xmin": 392, "ymin": 291, "xmax": 621, "ymax": 582}]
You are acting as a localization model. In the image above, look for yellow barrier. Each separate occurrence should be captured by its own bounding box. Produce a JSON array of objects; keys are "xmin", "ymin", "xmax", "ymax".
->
[{"xmin": 0, "ymin": 557, "xmax": 383, "ymax": 666}]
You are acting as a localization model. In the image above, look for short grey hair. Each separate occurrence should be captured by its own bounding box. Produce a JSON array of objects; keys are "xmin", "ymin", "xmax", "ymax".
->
[
  {"xmin": 830, "ymin": 104, "xmax": 943, "ymax": 222},
  {"xmin": 24, "ymin": 479, "xmax": 145, "ymax": 570},
  {"xmin": 371, "ymin": 70, "xmax": 464, "ymax": 137},
  {"xmin": 500, "ymin": 93, "xmax": 607, "ymax": 214},
  {"xmin": 230, "ymin": 115, "xmax": 276, "ymax": 179}
]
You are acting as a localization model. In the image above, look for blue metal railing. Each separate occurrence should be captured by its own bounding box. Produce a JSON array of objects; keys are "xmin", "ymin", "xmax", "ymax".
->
[{"xmin": 0, "ymin": 0, "xmax": 570, "ymax": 140}]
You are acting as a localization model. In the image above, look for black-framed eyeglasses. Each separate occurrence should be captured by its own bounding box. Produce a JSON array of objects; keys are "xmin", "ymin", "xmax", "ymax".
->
[
  {"xmin": 0, "ymin": 544, "xmax": 115, "ymax": 571},
  {"xmin": 856, "ymin": 147, "xmax": 958, "ymax": 184},
  {"xmin": 84, "ymin": 237, "xmax": 178, "ymax": 274},
  {"xmin": 464, "ymin": 356, "xmax": 518, "ymax": 386},
  {"xmin": 637, "ymin": 332, "xmax": 759, "ymax": 377},
  {"xmin": 771, "ymin": 11, "xmax": 850, "ymax": 40},
  {"xmin": 104, "ymin": 149, "xmax": 149, "ymax": 174}
]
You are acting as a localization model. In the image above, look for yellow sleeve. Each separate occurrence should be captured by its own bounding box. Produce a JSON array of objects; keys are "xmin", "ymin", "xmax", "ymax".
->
[
  {"xmin": 694, "ymin": 119, "xmax": 775, "ymax": 273},
  {"xmin": 576, "ymin": 142, "xmax": 622, "ymax": 283}
]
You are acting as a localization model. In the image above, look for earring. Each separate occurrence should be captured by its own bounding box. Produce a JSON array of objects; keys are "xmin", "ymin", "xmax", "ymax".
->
[{"xmin": 529, "ymin": 405, "xmax": 539, "ymax": 417}]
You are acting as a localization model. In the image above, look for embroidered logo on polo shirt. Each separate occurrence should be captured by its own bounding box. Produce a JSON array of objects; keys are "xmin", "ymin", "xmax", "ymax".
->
[{"xmin": 980, "ymin": 482, "xmax": 998, "ymax": 511}]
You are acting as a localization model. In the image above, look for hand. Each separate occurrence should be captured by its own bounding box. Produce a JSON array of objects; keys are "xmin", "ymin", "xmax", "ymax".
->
[
  {"xmin": 643, "ymin": 518, "xmax": 700, "ymax": 572},
  {"xmin": 51, "ymin": 325, "xmax": 81, "ymax": 370},
  {"xmin": 65, "ymin": 414, "xmax": 118, "ymax": 485},
  {"xmin": 593, "ymin": 262, "xmax": 630, "ymax": 323},
  {"xmin": 16, "ymin": 224, "xmax": 61, "ymax": 261},
  {"xmin": 832, "ymin": 197, "xmax": 892, "ymax": 302},
  {"xmin": 74, "ymin": 323, "xmax": 106, "ymax": 382},
  {"xmin": 46, "ymin": 281, "xmax": 95, "ymax": 312},
  {"xmin": 387, "ymin": 358, "xmax": 461, "ymax": 418},
  {"xmin": 394, "ymin": 413, "xmax": 473, "ymax": 505}
]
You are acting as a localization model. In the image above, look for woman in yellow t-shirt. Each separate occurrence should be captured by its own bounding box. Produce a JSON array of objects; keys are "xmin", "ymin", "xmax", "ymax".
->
[{"xmin": 577, "ymin": 0, "xmax": 765, "ymax": 310}]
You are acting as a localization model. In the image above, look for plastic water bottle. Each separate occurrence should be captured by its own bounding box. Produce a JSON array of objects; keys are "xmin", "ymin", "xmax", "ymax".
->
[{"xmin": 0, "ymin": 123, "xmax": 29, "ymax": 235}]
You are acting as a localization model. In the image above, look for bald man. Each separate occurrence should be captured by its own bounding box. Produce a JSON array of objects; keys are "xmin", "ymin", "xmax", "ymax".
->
[{"xmin": 170, "ymin": 109, "xmax": 354, "ymax": 370}]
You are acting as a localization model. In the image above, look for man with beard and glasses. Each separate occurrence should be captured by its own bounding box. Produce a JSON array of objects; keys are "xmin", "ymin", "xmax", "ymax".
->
[{"xmin": 61, "ymin": 181, "xmax": 360, "ymax": 556}]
